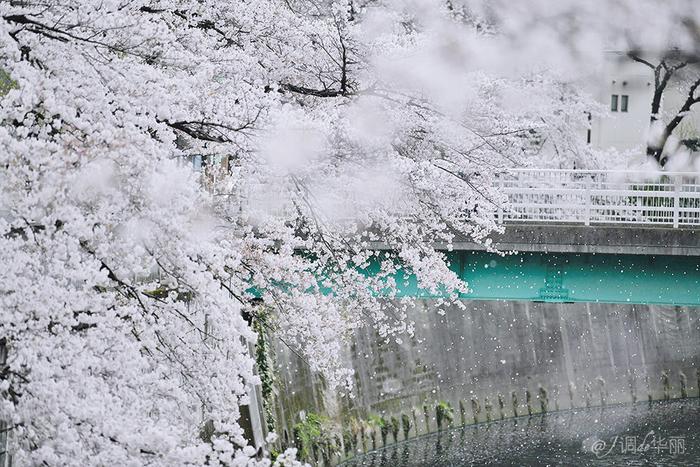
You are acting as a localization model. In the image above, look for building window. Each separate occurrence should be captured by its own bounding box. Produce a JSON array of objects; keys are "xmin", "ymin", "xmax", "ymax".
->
[
  {"xmin": 611, "ymin": 94, "xmax": 619, "ymax": 112},
  {"xmin": 621, "ymin": 95, "xmax": 629, "ymax": 112}
]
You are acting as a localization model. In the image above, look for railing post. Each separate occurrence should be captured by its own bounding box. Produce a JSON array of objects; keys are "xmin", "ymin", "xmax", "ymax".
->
[
  {"xmin": 584, "ymin": 188, "xmax": 591, "ymax": 226},
  {"xmin": 673, "ymin": 176, "xmax": 680, "ymax": 228},
  {"xmin": 495, "ymin": 176, "xmax": 504, "ymax": 224}
]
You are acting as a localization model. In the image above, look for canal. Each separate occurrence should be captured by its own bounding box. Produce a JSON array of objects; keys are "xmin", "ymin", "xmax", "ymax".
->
[{"xmin": 343, "ymin": 400, "xmax": 699, "ymax": 466}]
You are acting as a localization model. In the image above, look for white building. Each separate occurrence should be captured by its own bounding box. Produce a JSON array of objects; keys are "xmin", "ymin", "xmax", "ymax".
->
[{"xmin": 588, "ymin": 51, "xmax": 700, "ymax": 155}]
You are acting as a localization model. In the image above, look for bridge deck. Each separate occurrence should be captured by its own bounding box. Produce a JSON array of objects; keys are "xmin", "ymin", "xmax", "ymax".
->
[{"xmin": 449, "ymin": 224, "xmax": 700, "ymax": 256}]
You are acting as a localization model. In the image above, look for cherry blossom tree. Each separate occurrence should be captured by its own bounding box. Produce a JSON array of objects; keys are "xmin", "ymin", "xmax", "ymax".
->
[
  {"xmin": 628, "ymin": 52, "xmax": 700, "ymax": 166},
  {"xmin": 0, "ymin": 0, "xmax": 690, "ymax": 465}
]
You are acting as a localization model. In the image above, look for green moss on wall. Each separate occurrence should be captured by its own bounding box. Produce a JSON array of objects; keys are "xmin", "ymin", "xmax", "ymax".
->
[{"xmin": 0, "ymin": 68, "xmax": 17, "ymax": 97}]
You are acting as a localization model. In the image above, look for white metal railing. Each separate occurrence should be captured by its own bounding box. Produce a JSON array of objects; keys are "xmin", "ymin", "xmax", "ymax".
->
[
  {"xmin": 498, "ymin": 169, "xmax": 700, "ymax": 228},
  {"xmin": 217, "ymin": 169, "xmax": 700, "ymax": 228}
]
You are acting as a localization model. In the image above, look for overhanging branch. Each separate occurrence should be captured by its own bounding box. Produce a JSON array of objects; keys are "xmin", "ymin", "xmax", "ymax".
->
[{"xmin": 280, "ymin": 83, "xmax": 347, "ymax": 97}]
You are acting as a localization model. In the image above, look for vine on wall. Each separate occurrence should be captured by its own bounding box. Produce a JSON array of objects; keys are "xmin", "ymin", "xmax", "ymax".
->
[{"xmin": 253, "ymin": 308, "xmax": 276, "ymax": 433}]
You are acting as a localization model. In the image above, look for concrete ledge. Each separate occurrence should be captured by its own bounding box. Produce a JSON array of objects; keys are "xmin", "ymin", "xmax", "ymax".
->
[{"xmin": 450, "ymin": 223, "xmax": 700, "ymax": 256}]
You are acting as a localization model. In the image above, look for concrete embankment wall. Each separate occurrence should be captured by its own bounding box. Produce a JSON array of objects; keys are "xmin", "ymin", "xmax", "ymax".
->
[
  {"xmin": 269, "ymin": 299, "xmax": 700, "ymax": 465},
  {"xmin": 349, "ymin": 300, "xmax": 699, "ymax": 416}
]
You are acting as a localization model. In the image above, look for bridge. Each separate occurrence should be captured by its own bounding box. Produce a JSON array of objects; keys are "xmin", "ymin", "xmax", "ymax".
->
[
  {"xmin": 364, "ymin": 169, "xmax": 700, "ymax": 305},
  {"xmin": 235, "ymin": 168, "xmax": 700, "ymax": 305}
]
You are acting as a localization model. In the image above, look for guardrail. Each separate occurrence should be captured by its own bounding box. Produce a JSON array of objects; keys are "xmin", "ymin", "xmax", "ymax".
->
[
  {"xmin": 498, "ymin": 169, "xmax": 700, "ymax": 228},
  {"xmin": 214, "ymin": 168, "xmax": 700, "ymax": 229}
]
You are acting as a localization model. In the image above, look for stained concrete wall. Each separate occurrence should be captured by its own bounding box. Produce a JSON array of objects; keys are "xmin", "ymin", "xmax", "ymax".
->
[
  {"xmin": 348, "ymin": 300, "xmax": 699, "ymax": 421},
  {"xmin": 267, "ymin": 341, "xmax": 331, "ymax": 450},
  {"xmin": 268, "ymin": 299, "xmax": 700, "ymax": 464}
]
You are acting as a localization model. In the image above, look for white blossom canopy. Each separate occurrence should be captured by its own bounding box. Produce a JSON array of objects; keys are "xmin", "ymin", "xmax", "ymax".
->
[{"xmin": 0, "ymin": 0, "xmax": 694, "ymax": 465}]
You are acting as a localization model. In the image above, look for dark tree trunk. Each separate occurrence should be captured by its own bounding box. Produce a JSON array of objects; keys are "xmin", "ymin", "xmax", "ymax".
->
[{"xmin": 629, "ymin": 54, "xmax": 699, "ymax": 166}]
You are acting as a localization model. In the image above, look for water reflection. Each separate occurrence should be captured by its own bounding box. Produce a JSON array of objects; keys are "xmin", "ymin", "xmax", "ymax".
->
[{"xmin": 344, "ymin": 400, "xmax": 699, "ymax": 466}]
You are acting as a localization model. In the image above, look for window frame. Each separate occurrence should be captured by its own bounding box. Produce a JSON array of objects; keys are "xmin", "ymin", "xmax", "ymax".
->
[
  {"xmin": 611, "ymin": 94, "xmax": 619, "ymax": 112},
  {"xmin": 620, "ymin": 95, "xmax": 628, "ymax": 112}
]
